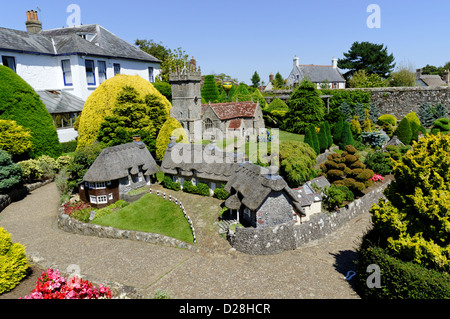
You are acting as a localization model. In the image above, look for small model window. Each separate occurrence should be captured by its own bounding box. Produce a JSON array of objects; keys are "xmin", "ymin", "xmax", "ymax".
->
[
  {"xmin": 97, "ymin": 195, "xmax": 107, "ymax": 204},
  {"xmin": 90, "ymin": 195, "xmax": 97, "ymax": 204}
]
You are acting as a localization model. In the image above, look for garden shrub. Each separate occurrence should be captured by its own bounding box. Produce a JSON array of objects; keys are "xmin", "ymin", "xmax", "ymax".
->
[
  {"xmin": 153, "ymin": 81, "xmax": 172, "ymax": 102},
  {"xmin": 393, "ymin": 117, "xmax": 412, "ymax": 145},
  {"xmin": 155, "ymin": 117, "xmax": 189, "ymax": 160},
  {"xmin": 368, "ymin": 133, "xmax": 450, "ymax": 273},
  {"xmin": 322, "ymin": 184, "xmax": 354, "ymax": 211},
  {"xmin": 60, "ymin": 140, "xmax": 77, "ymax": 154},
  {"xmin": 163, "ymin": 175, "xmax": 181, "ymax": 191},
  {"xmin": 0, "ymin": 65, "xmax": 62, "ymax": 158},
  {"xmin": 356, "ymin": 236, "xmax": 450, "ymax": 299},
  {"xmin": 432, "ymin": 117, "xmax": 450, "ymax": 133},
  {"xmin": 364, "ymin": 151, "xmax": 393, "ymax": 175},
  {"xmin": 360, "ymin": 131, "xmax": 389, "ymax": 148},
  {"xmin": 0, "ymin": 119, "xmax": 32, "ymax": 157},
  {"xmin": 213, "ymin": 185, "xmax": 230, "ymax": 200},
  {"xmin": 377, "ymin": 114, "xmax": 397, "ymax": 127},
  {"xmin": 339, "ymin": 122, "xmax": 354, "ymax": 149},
  {"xmin": 0, "ymin": 150, "xmax": 23, "ymax": 193},
  {"xmin": 0, "ymin": 227, "xmax": 29, "ymax": 294},
  {"xmin": 18, "ymin": 158, "xmax": 44, "ymax": 182},
  {"xmin": 182, "ymin": 181, "xmax": 210, "ymax": 196},
  {"xmin": 279, "ymin": 141, "xmax": 317, "ymax": 188},
  {"xmin": 77, "ymin": 74, "xmax": 171, "ymax": 149}
]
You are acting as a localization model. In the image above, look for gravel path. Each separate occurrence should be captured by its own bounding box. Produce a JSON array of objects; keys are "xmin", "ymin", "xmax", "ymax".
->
[{"xmin": 0, "ymin": 182, "xmax": 372, "ymax": 299}]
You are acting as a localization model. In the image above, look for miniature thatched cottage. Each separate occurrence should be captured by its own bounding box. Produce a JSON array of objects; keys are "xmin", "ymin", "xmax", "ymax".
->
[
  {"xmin": 160, "ymin": 136, "xmax": 245, "ymax": 193},
  {"xmin": 224, "ymin": 163, "xmax": 305, "ymax": 228},
  {"xmin": 79, "ymin": 139, "xmax": 159, "ymax": 208}
]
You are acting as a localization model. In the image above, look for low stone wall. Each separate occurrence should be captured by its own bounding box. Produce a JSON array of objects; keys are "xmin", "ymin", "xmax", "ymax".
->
[
  {"xmin": 57, "ymin": 189, "xmax": 198, "ymax": 252},
  {"xmin": 0, "ymin": 179, "xmax": 54, "ymax": 213},
  {"xmin": 229, "ymin": 181, "xmax": 390, "ymax": 255}
]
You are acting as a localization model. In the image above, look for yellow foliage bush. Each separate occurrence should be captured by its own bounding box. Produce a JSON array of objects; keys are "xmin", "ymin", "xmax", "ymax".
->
[
  {"xmin": 77, "ymin": 75, "xmax": 171, "ymax": 149},
  {"xmin": 155, "ymin": 117, "xmax": 189, "ymax": 160},
  {"xmin": 0, "ymin": 227, "xmax": 29, "ymax": 294}
]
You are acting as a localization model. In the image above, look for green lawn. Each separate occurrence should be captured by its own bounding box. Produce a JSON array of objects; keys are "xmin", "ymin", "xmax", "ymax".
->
[{"xmin": 93, "ymin": 193, "xmax": 194, "ymax": 244}]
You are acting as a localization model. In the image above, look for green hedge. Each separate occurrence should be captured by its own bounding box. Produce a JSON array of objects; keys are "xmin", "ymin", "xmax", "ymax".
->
[
  {"xmin": 182, "ymin": 180, "xmax": 210, "ymax": 196},
  {"xmin": 163, "ymin": 176, "xmax": 181, "ymax": 191},
  {"xmin": 356, "ymin": 234, "xmax": 450, "ymax": 299}
]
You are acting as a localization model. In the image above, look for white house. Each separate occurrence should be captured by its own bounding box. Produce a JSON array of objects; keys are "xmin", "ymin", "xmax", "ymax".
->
[
  {"xmin": 286, "ymin": 55, "xmax": 346, "ymax": 89},
  {"xmin": 0, "ymin": 10, "xmax": 161, "ymax": 142}
]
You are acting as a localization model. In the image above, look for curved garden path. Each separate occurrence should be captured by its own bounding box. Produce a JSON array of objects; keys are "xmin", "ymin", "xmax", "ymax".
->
[{"xmin": 0, "ymin": 182, "xmax": 373, "ymax": 299}]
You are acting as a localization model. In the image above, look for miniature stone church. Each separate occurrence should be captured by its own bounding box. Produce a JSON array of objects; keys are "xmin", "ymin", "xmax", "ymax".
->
[{"xmin": 168, "ymin": 60, "xmax": 265, "ymax": 142}]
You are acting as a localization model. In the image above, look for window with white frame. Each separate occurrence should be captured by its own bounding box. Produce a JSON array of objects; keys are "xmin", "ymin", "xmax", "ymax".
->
[
  {"xmin": 108, "ymin": 193, "xmax": 113, "ymax": 200},
  {"xmin": 85, "ymin": 59, "xmax": 96, "ymax": 85},
  {"xmin": 98, "ymin": 61, "xmax": 107, "ymax": 84},
  {"xmin": 61, "ymin": 59, "xmax": 72, "ymax": 86},
  {"xmin": 90, "ymin": 195, "xmax": 97, "ymax": 204},
  {"xmin": 97, "ymin": 195, "xmax": 107, "ymax": 204},
  {"xmin": 87, "ymin": 182, "xmax": 106, "ymax": 189}
]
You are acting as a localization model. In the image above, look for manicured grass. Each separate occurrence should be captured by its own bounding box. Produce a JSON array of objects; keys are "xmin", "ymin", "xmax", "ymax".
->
[{"xmin": 92, "ymin": 193, "xmax": 194, "ymax": 244}]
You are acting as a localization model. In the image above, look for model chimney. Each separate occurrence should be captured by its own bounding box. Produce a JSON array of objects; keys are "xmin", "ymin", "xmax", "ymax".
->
[
  {"xmin": 416, "ymin": 68, "xmax": 423, "ymax": 80},
  {"xmin": 269, "ymin": 72, "xmax": 274, "ymax": 83},
  {"xmin": 25, "ymin": 10, "xmax": 42, "ymax": 34}
]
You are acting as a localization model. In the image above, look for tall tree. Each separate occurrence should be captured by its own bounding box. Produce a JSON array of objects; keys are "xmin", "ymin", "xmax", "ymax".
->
[
  {"xmin": 273, "ymin": 72, "xmax": 285, "ymax": 89},
  {"xmin": 284, "ymin": 79, "xmax": 325, "ymax": 134},
  {"xmin": 338, "ymin": 41, "xmax": 395, "ymax": 79},
  {"xmin": 251, "ymin": 71, "xmax": 261, "ymax": 88}
]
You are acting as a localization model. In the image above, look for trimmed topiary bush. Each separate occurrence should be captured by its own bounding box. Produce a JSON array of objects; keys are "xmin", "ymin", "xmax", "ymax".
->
[
  {"xmin": 0, "ymin": 150, "xmax": 23, "ymax": 193},
  {"xmin": 0, "ymin": 227, "xmax": 29, "ymax": 294},
  {"xmin": 393, "ymin": 117, "xmax": 412, "ymax": 145},
  {"xmin": 377, "ymin": 114, "xmax": 397, "ymax": 126},
  {"xmin": 0, "ymin": 65, "xmax": 62, "ymax": 158},
  {"xmin": 201, "ymin": 75, "xmax": 220, "ymax": 103}
]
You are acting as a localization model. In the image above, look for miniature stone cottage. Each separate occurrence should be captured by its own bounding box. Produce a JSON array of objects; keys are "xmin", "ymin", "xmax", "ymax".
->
[
  {"xmin": 79, "ymin": 138, "xmax": 159, "ymax": 208},
  {"xmin": 224, "ymin": 163, "xmax": 305, "ymax": 227}
]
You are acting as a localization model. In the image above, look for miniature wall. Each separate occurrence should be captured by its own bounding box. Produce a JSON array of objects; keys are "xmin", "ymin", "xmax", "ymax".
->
[{"xmin": 229, "ymin": 181, "xmax": 391, "ymax": 255}]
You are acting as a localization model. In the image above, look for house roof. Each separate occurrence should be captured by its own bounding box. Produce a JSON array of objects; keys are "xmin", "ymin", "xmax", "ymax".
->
[
  {"xmin": 202, "ymin": 101, "xmax": 258, "ymax": 120},
  {"xmin": 0, "ymin": 24, "xmax": 160, "ymax": 63},
  {"xmin": 160, "ymin": 140, "xmax": 245, "ymax": 182},
  {"xmin": 82, "ymin": 142, "xmax": 159, "ymax": 182},
  {"xmin": 228, "ymin": 118, "xmax": 242, "ymax": 129},
  {"xmin": 224, "ymin": 163, "xmax": 305, "ymax": 215},
  {"xmin": 298, "ymin": 65, "xmax": 346, "ymax": 83},
  {"xmin": 36, "ymin": 90, "xmax": 85, "ymax": 114},
  {"xmin": 417, "ymin": 74, "xmax": 446, "ymax": 87}
]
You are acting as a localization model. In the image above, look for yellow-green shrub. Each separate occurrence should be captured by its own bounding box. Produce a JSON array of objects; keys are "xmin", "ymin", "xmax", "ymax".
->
[
  {"xmin": 0, "ymin": 119, "xmax": 32, "ymax": 156},
  {"xmin": 77, "ymin": 75, "xmax": 171, "ymax": 149},
  {"xmin": 155, "ymin": 117, "xmax": 188, "ymax": 160},
  {"xmin": 0, "ymin": 227, "xmax": 29, "ymax": 294}
]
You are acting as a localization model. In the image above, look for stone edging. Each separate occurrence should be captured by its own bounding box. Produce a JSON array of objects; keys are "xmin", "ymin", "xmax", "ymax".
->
[{"xmin": 57, "ymin": 190, "xmax": 198, "ymax": 252}]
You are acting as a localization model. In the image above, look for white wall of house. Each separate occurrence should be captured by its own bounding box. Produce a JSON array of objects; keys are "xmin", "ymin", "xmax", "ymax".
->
[{"xmin": 0, "ymin": 51, "xmax": 161, "ymax": 101}]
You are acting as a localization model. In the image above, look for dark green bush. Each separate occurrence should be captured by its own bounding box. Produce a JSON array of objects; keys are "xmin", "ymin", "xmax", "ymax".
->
[
  {"xmin": 356, "ymin": 235, "xmax": 450, "ymax": 299},
  {"xmin": 61, "ymin": 140, "xmax": 77, "ymax": 153},
  {"xmin": 163, "ymin": 176, "xmax": 181, "ymax": 191},
  {"xmin": 394, "ymin": 117, "xmax": 412, "ymax": 145},
  {"xmin": 364, "ymin": 151, "xmax": 392, "ymax": 175},
  {"xmin": 0, "ymin": 65, "xmax": 62, "ymax": 158},
  {"xmin": 213, "ymin": 185, "xmax": 230, "ymax": 200},
  {"xmin": 0, "ymin": 150, "xmax": 23, "ymax": 192},
  {"xmin": 182, "ymin": 180, "xmax": 210, "ymax": 196}
]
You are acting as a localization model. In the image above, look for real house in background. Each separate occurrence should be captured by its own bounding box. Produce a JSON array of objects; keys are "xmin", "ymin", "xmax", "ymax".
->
[{"xmin": 0, "ymin": 10, "xmax": 161, "ymax": 142}]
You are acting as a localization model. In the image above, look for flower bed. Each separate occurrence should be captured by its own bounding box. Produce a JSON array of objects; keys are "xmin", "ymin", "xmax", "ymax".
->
[{"xmin": 21, "ymin": 268, "xmax": 112, "ymax": 299}]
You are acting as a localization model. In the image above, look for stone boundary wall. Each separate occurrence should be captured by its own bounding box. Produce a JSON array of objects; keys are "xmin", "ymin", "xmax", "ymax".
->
[
  {"xmin": 57, "ymin": 189, "xmax": 198, "ymax": 252},
  {"xmin": 229, "ymin": 181, "xmax": 391, "ymax": 255},
  {"xmin": 0, "ymin": 179, "xmax": 54, "ymax": 213},
  {"xmin": 264, "ymin": 86, "xmax": 450, "ymax": 119}
]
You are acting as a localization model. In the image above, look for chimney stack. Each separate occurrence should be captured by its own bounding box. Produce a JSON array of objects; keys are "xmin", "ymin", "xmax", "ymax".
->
[
  {"xmin": 269, "ymin": 72, "xmax": 274, "ymax": 83},
  {"xmin": 293, "ymin": 55, "xmax": 299, "ymax": 68},
  {"xmin": 332, "ymin": 57, "xmax": 338, "ymax": 69},
  {"xmin": 416, "ymin": 68, "xmax": 423, "ymax": 80},
  {"xmin": 25, "ymin": 10, "xmax": 42, "ymax": 34}
]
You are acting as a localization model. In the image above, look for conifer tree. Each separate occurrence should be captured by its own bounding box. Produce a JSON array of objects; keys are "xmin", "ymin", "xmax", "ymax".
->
[
  {"xmin": 303, "ymin": 126, "xmax": 314, "ymax": 151},
  {"xmin": 318, "ymin": 122, "xmax": 329, "ymax": 153},
  {"xmin": 310, "ymin": 124, "xmax": 320, "ymax": 154},
  {"xmin": 201, "ymin": 75, "xmax": 220, "ymax": 103},
  {"xmin": 394, "ymin": 117, "xmax": 412, "ymax": 145},
  {"xmin": 333, "ymin": 117, "xmax": 344, "ymax": 144},
  {"xmin": 324, "ymin": 121, "xmax": 333, "ymax": 148},
  {"xmin": 339, "ymin": 122, "xmax": 354, "ymax": 149}
]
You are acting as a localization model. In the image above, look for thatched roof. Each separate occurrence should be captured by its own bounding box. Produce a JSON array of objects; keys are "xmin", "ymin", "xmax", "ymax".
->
[
  {"xmin": 224, "ymin": 163, "xmax": 305, "ymax": 216},
  {"xmin": 82, "ymin": 141, "xmax": 158, "ymax": 182},
  {"xmin": 160, "ymin": 139, "xmax": 245, "ymax": 182}
]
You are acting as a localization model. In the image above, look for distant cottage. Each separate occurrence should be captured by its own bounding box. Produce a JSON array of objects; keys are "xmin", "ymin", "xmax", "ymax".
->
[
  {"xmin": 293, "ymin": 176, "xmax": 331, "ymax": 223},
  {"xmin": 79, "ymin": 138, "xmax": 159, "ymax": 208},
  {"xmin": 286, "ymin": 55, "xmax": 346, "ymax": 89},
  {"xmin": 224, "ymin": 164, "xmax": 305, "ymax": 228}
]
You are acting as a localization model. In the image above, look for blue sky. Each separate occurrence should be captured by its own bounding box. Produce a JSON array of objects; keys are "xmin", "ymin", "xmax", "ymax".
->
[{"xmin": 1, "ymin": 0, "xmax": 449, "ymax": 84}]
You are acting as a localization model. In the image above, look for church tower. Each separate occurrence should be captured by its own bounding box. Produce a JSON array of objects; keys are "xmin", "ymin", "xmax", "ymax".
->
[{"xmin": 169, "ymin": 59, "xmax": 203, "ymax": 142}]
